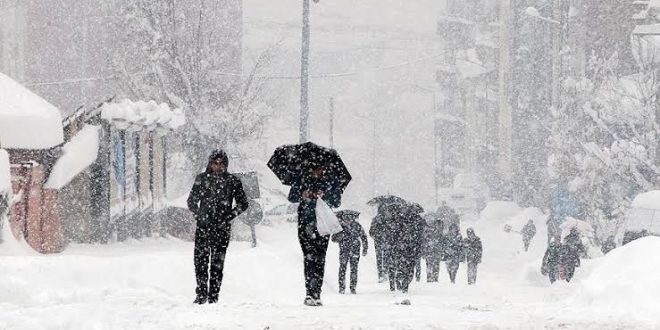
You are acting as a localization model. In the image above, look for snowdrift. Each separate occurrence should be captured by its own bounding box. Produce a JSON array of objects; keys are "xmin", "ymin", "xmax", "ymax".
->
[{"xmin": 573, "ymin": 237, "xmax": 660, "ymax": 319}]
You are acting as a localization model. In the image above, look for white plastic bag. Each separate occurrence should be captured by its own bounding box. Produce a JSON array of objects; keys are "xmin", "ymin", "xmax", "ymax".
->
[{"xmin": 315, "ymin": 199, "xmax": 343, "ymax": 236}]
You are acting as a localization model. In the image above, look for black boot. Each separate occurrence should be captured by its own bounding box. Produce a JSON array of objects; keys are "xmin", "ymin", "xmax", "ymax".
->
[{"xmin": 193, "ymin": 295, "xmax": 207, "ymax": 304}]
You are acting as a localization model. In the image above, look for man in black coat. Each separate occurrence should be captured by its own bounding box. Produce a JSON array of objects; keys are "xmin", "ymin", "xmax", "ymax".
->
[
  {"xmin": 463, "ymin": 228, "xmax": 482, "ymax": 285},
  {"xmin": 331, "ymin": 210, "xmax": 368, "ymax": 294},
  {"xmin": 443, "ymin": 223, "xmax": 463, "ymax": 284},
  {"xmin": 288, "ymin": 164, "xmax": 342, "ymax": 307},
  {"xmin": 542, "ymin": 234, "xmax": 562, "ymax": 284},
  {"xmin": 521, "ymin": 220, "xmax": 537, "ymax": 252},
  {"xmin": 187, "ymin": 150, "xmax": 249, "ymax": 304}
]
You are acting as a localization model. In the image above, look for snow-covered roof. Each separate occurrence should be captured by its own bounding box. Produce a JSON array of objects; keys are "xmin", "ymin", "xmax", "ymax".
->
[
  {"xmin": 0, "ymin": 149, "xmax": 10, "ymax": 195},
  {"xmin": 100, "ymin": 99, "xmax": 186, "ymax": 132},
  {"xmin": 0, "ymin": 72, "xmax": 64, "ymax": 149},
  {"xmin": 44, "ymin": 125, "xmax": 100, "ymax": 190}
]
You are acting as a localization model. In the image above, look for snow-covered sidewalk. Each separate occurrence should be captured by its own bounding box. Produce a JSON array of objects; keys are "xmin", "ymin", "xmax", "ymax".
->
[{"xmin": 0, "ymin": 211, "xmax": 657, "ymax": 329}]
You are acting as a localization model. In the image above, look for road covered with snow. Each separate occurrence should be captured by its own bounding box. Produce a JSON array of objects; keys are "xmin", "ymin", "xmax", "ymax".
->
[{"xmin": 1, "ymin": 204, "xmax": 659, "ymax": 329}]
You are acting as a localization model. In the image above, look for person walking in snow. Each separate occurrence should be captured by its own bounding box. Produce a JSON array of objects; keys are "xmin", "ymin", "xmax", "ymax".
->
[
  {"xmin": 541, "ymin": 234, "xmax": 562, "ymax": 284},
  {"xmin": 521, "ymin": 220, "xmax": 537, "ymax": 252},
  {"xmin": 423, "ymin": 217, "xmax": 444, "ymax": 282},
  {"xmin": 331, "ymin": 210, "xmax": 368, "ymax": 294},
  {"xmin": 443, "ymin": 223, "xmax": 463, "ymax": 284},
  {"xmin": 463, "ymin": 228, "xmax": 482, "ymax": 285},
  {"xmin": 187, "ymin": 150, "xmax": 249, "ymax": 304},
  {"xmin": 288, "ymin": 163, "xmax": 342, "ymax": 307},
  {"xmin": 385, "ymin": 203, "xmax": 426, "ymax": 293},
  {"xmin": 369, "ymin": 205, "xmax": 389, "ymax": 282},
  {"xmin": 561, "ymin": 228, "xmax": 584, "ymax": 282},
  {"xmin": 601, "ymin": 235, "xmax": 616, "ymax": 255}
]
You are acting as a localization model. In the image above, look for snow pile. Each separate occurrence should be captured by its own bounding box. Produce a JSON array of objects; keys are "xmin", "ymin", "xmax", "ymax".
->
[
  {"xmin": 0, "ymin": 72, "xmax": 64, "ymax": 149},
  {"xmin": 45, "ymin": 125, "xmax": 100, "ymax": 190},
  {"xmin": 573, "ymin": 237, "xmax": 660, "ymax": 319},
  {"xmin": 101, "ymin": 99, "xmax": 186, "ymax": 131},
  {"xmin": 631, "ymin": 190, "xmax": 660, "ymax": 210},
  {"xmin": 479, "ymin": 201, "xmax": 523, "ymax": 223}
]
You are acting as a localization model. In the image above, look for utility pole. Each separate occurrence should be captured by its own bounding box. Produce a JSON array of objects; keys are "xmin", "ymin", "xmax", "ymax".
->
[
  {"xmin": 299, "ymin": 0, "xmax": 312, "ymax": 143},
  {"xmin": 498, "ymin": 0, "xmax": 512, "ymax": 186},
  {"xmin": 551, "ymin": 0, "xmax": 562, "ymax": 112},
  {"xmin": 329, "ymin": 97, "xmax": 335, "ymax": 148}
]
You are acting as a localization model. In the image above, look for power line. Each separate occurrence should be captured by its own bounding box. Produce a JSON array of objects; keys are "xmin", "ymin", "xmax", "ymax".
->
[{"xmin": 24, "ymin": 52, "xmax": 448, "ymax": 86}]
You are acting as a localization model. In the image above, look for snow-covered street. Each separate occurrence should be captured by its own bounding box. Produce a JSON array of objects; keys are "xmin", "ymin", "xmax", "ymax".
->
[{"xmin": 2, "ymin": 205, "xmax": 658, "ymax": 330}]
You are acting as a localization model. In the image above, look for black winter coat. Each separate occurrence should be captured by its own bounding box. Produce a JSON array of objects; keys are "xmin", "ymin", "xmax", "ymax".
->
[
  {"xmin": 369, "ymin": 215, "xmax": 388, "ymax": 243},
  {"xmin": 385, "ymin": 209, "xmax": 426, "ymax": 260},
  {"xmin": 187, "ymin": 171, "xmax": 249, "ymax": 231},
  {"xmin": 423, "ymin": 221, "xmax": 444, "ymax": 257},
  {"xmin": 332, "ymin": 221, "xmax": 368, "ymax": 256},
  {"xmin": 542, "ymin": 241, "xmax": 562, "ymax": 274},
  {"xmin": 463, "ymin": 236, "xmax": 482, "ymax": 264},
  {"xmin": 442, "ymin": 232, "xmax": 463, "ymax": 263}
]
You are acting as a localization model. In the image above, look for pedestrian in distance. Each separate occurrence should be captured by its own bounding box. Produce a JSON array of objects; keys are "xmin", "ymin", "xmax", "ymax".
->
[
  {"xmin": 443, "ymin": 223, "xmax": 463, "ymax": 284},
  {"xmin": 521, "ymin": 219, "xmax": 537, "ymax": 252},
  {"xmin": 187, "ymin": 150, "xmax": 249, "ymax": 304},
  {"xmin": 463, "ymin": 228, "xmax": 482, "ymax": 285},
  {"xmin": 423, "ymin": 217, "xmax": 444, "ymax": 282},
  {"xmin": 541, "ymin": 234, "xmax": 562, "ymax": 284},
  {"xmin": 369, "ymin": 205, "xmax": 389, "ymax": 283},
  {"xmin": 331, "ymin": 210, "xmax": 368, "ymax": 294}
]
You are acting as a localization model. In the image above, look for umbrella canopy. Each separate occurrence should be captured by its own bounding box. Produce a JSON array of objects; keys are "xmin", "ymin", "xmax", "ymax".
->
[
  {"xmin": 367, "ymin": 195, "xmax": 407, "ymax": 207},
  {"xmin": 335, "ymin": 209, "xmax": 360, "ymax": 221},
  {"xmin": 559, "ymin": 217, "xmax": 594, "ymax": 238},
  {"xmin": 267, "ymin": 142, "xmax": 351, "ymax": 191}
]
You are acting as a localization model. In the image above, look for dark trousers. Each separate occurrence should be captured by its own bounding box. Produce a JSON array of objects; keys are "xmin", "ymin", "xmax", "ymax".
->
[
  {"xmin": 548, "ymin": 267, "xmax": 559, "ymax": 284},
  {"xmin": 387, "ymin": 251, "xmax": 415, "ymax": 293},
  {"xmin": 446, "ymin": 260, "xmax": 459, "ymax": 284},
  {"xmin": 194, "ymin": 227, "xmax": 230, "ymax": 300},
  {"xmin": 564, "ymin": 264, "xmax": 576, "ymax": 282},
  {"xmin": 298, "ymin": 222, "xmax": 329, "ymax": 300},
  {"xmin": 426, "ymin": 255, "xmax": 441, "ymax": 282},
  {"xmin": 338, "ymin": 251, "xmax": 359, "ymax": 292},
  {"xmin": 523, "ymin": 239, "xmax": 531, "ymax": 252},
  {"xmin": 414, "ymin": 257, "xmax": 421, "ymax": 282},
  {"xmin": 467, "ymin": 262, "xmax": 478, "ymax": 285},
  {"xmin": 374, "ymin": 240, "xmax": 386, "ymax": 279}
]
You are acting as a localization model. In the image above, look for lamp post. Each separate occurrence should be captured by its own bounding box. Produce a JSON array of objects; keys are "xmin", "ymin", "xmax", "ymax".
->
[{"xmin": 299, "ymin": 0, "xmax": 321, "ymax": 143}]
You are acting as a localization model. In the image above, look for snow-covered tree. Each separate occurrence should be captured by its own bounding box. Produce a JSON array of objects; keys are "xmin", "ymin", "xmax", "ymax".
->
[
  {"xmin": 548, "ymin": 55, "xmax": 660, "ymax": 239},
  {"xmin": 114, "ymin": 0, "xmax": 274, "ymax": 169}
]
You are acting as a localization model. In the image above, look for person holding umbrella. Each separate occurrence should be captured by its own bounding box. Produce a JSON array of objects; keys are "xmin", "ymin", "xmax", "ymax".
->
[
  {"xmin": 268, "ymin": 142, "xmax": 351, "ymax": 307},
  {"xmin": 331, "ymin": 210, "xmax": 368, "ymax": 294},
  {"xmin": 187, "ymin": 150, "xmax": 249, "ymax": 304},
  {"xmin": 367, "ymin": 195, "xmax": 407, "ymax": 283},
  {"xmin": 369, "ymin": 205, "xmax": 389, "ymax": 283}
]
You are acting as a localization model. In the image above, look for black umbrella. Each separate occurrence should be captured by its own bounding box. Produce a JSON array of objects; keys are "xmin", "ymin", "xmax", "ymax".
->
[
  {"xmin": 367, "ymin": 195, "xmax": 407, "ymax": 207},
  {"xmin": 267, "ymin": 141, "xmax": 351, "ymax": 191}
]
